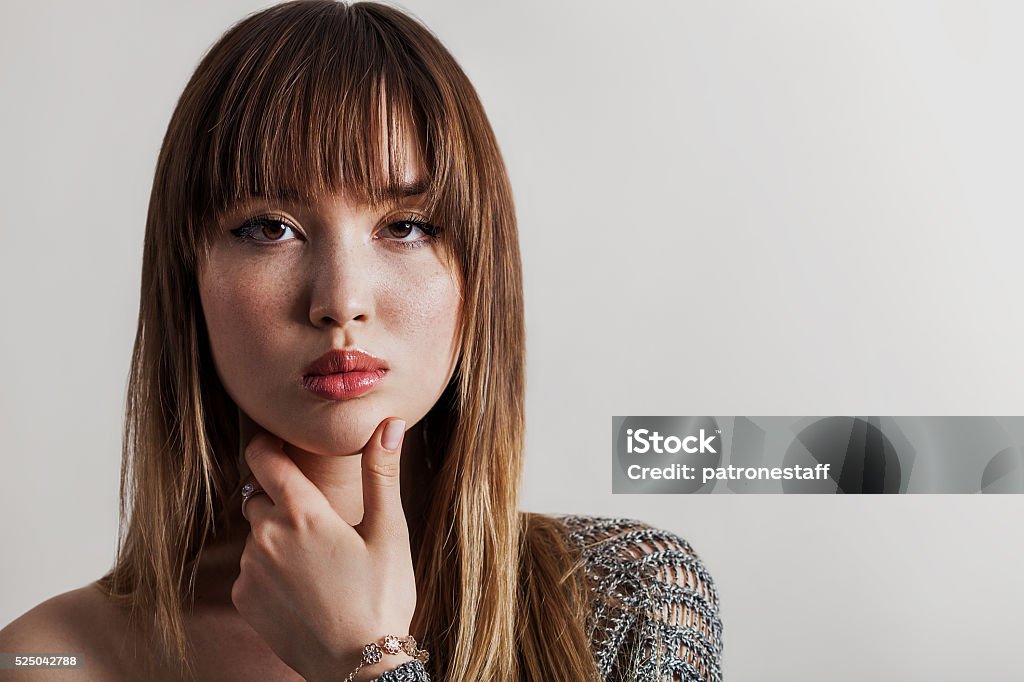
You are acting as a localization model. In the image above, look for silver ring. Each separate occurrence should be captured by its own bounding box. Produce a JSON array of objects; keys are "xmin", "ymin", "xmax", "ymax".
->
[{"xmin": 241, "ymin": 481, "xmax": 266, "ymax": 517}]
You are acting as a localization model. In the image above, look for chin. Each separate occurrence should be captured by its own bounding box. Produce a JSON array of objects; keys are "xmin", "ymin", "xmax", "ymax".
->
[
  {"xmin": 279, "ymin": 429, "xmax": 371, "ymax": 457},
  {"xmin": 244, "ymin": 386, "xmax": 421, "ymax": 456},
  {"xmin": 274, "ymin": 405, "xmax": 391, "ymax": 457}
]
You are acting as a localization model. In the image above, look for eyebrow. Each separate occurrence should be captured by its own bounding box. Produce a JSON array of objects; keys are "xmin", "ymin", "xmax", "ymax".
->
[{"xmin": 391, "ymin": 180, "xmax": 429, "ymax": 198}]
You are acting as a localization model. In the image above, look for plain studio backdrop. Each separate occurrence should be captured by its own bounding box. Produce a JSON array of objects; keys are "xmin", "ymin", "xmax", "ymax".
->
[{"xmin": 1, "ymin": 1, "xmax": 1022, "ymax": 680}]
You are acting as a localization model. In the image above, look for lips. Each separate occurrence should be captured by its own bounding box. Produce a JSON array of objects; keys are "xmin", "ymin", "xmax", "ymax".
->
[
  {"xmin": 303, "ymin": 349, "xmax": 389, "ymax": 376},
  {"xmin": 302, "ymin": 348, "xmax": 389, "ymax": 401}
]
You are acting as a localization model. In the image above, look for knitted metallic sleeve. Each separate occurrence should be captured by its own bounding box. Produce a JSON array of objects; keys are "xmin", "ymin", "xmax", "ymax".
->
[
  {"xmin": 368, "ymin": 659, "xmax": 430, "ymax": 681},
  {"xmin": 370, "ymin": 516, "xmax": 723, "ymax": 682},
  {"xmin": 560, "ymin": 515, "xmax": 724, "ymax": 682}
]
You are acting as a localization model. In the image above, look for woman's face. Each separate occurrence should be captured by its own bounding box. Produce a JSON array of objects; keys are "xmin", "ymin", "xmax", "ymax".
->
[{"xmin": 197, "ymin": 174, "xmax": 462, "ymax": 457}]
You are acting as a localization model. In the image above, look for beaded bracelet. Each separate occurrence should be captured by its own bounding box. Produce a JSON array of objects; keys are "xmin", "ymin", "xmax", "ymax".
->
[{"xmin": 343, "ymin": 635, "xmax": 429, "ymax": 682}]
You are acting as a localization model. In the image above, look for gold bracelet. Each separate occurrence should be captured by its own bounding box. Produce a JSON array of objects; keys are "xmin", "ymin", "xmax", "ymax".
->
[{"xmin": 344, "ymin": 634, "xmax": 429, "ymax": 682}]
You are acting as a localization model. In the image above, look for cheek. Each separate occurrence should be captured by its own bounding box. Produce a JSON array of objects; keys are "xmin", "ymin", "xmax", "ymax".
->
[
  {"xmin": 381, "ymin": 262, "xmax": 462, "ymax": 350},
  {"xmin": 198, "ymin": 263, "xmax": 288, "ymax": 387}
]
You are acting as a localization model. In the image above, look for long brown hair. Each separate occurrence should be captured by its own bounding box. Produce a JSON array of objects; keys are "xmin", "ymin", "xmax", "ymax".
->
[{"xmin": 97, "ymin": 2, "xmax": 601, "ymax": 680}]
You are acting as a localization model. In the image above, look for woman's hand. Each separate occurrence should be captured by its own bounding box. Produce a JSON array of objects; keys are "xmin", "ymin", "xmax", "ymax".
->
[{"xmin": 232, "ymin": 418, "xmax": 417, "ymax": 682}]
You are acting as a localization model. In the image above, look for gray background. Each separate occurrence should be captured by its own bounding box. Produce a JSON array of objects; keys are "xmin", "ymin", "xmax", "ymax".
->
[{"xmin": 2, "ymin": 1, "xmax": 1022, "ymax": 680}]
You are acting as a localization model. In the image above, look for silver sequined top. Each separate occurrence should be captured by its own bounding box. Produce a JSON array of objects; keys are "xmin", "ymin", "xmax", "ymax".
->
[{"xmin": 372, "ymin": 515, "xmax": 724, "ymax": 682}]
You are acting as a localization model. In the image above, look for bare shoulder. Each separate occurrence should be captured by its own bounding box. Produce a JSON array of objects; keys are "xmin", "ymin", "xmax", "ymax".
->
[{"xmin": 0, "ymin": 583, "xmax": 131, "ymax": 681}]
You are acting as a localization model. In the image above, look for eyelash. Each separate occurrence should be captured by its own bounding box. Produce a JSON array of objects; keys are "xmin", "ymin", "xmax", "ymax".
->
[{"xmin": 229, "ymin": 213, "xmax": 442, "ymax": 250}]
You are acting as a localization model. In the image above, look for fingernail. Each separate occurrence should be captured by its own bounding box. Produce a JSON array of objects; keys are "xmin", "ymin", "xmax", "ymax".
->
[{"xmin": 381, "ymin": 419, "xmax": 406, "ymax": 451}]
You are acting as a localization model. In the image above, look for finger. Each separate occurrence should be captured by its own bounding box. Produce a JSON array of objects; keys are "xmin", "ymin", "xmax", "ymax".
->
[
  {"xmin": 243, "ymin": 429, "xmax": 325, "ymax": 518},
  {"xmin": 358, "ymin": 418, "xmax": 408, "ymax": 544}
]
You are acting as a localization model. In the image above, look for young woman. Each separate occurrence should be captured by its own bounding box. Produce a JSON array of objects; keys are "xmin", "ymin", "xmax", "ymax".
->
[{"xmin": 0, "ymin": 2, "xmax": 723, "ymax": 680}]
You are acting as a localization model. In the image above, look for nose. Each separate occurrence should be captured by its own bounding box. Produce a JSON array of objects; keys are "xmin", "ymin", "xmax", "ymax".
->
[{"xmin": 307, "ymin": 241, "xmax": 374, "ymax": 328}]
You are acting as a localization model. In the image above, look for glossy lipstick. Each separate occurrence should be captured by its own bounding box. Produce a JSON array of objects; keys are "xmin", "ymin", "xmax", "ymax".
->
[{"xmin": 302, "ymin": 349, "xmax": 388, "ymax": 401}]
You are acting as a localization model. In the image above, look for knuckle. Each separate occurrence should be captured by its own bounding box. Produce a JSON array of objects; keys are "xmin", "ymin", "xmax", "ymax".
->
[
  {"xmin": 230, "ymin": 579, "xmax": 244, "ymax": 609},
  {"xmin": 369, "ymin": 460, "xmax": 400, "ymax": 482},
  {"xmin": 283, "ymin": 504, "xmax": 315, "ymax": 533},
  {"xmin": 252, "ymin": 526, "xmax": 276, "ymax": 553},
  {"xmin": 239, "ymin": 542, "xmax": 258, "ymax": 570}
]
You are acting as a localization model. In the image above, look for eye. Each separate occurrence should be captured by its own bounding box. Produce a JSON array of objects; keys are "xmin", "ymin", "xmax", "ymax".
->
[
  {"xmin": 230, "ymin": 216, "xmax": 300, "ymax": 244},
  {"xmin": 378, "ymin": 218, "xmax": 442, "ymax": 249}
]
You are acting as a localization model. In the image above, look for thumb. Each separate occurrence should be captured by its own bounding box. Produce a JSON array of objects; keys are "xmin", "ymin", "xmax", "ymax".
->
[{"xmin": 359, "ymin": 418, "xmax": 408, "ymax": 543}]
